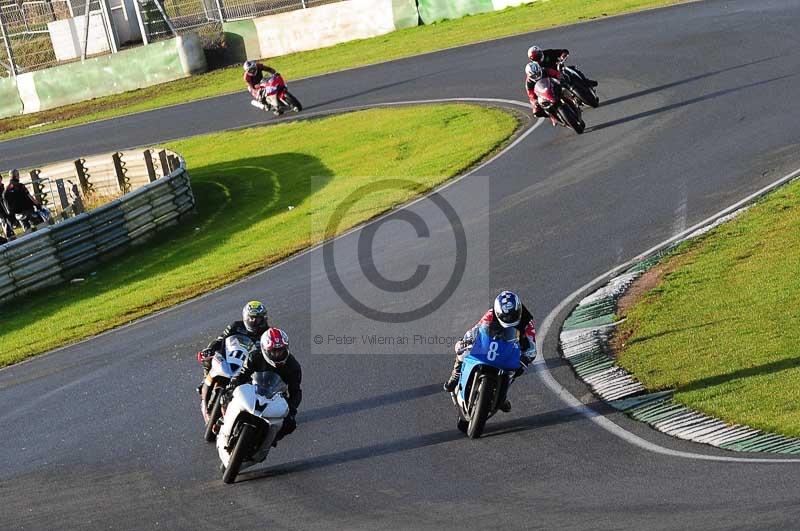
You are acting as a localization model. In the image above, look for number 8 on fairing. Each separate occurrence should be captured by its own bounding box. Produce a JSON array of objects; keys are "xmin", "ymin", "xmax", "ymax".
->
[{"xmin": 486, "ymin": 341, "xmax": 499, "ymax": 361}]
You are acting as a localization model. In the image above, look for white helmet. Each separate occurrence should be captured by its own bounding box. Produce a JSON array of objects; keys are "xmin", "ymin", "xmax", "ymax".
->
[
  {"xmin": 528, "ymin": 45, "xmax": 542, "ymax": 62},
  {"xmin": 494, "ymin": 291, "xmax": 522, "ymax": 328},
  {"xmin": 243, "ymin": 60, "xmax": 257, "ymax": 73},
  {"xmin": 525, "ymin": 62, "xmax": 543, "ymax": 81}
]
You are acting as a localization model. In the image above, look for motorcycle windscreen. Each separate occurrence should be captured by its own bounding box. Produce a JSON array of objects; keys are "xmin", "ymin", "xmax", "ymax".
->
[
  {"xmin": 534, "ymin": 78, "xmax": 557, "ymax": 102},
  {"xmin": 252, "ymin": 371, "xmax": 288, "ymax": 397},
  {"xmin": 466, "ymin": 327, "xmax": 521, "ymax": 370}
]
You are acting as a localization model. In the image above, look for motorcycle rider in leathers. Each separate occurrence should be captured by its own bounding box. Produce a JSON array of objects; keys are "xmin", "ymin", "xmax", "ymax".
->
[
  {"xmin": 243, "ymin": 60, "xmax": 277, "ymax": 109},
  {"xmin": 222, "ymin": 327, "xmax": 302, "ymax": 444},
  {"xmin": 197, "ymin": 300, "xmax": 270, "ymax": 396},
  {"xmin": 525, "ymin": 62, "xmax": 562, "ymax": 126},
  {"xmin": 527, "ymin": 45, "xmax": 598, "ymax": 87},
  {"xmin": 443, "ymin": 291, "xmax": 537, "ymax": 412}
]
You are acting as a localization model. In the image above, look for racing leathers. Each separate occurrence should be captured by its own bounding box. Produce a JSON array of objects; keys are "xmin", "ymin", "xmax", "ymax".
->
[
  {"xmin": 532, "ymin": 48, "xmax": 570, "ymax": 70},
  {"xmin": 198, "ymin": 320, "xmax": 268, "ymax": 382},
  {"xmin": 526, "ymin": 67, "xmax": 561, "ymax": 123},
  {"xmin": 244, "ymin": 63, "xmax": 277, "ymax": 101},
  {"xmin": 531, "ymin": 48, "xmax": 598, "ymax": 89},
  {"xmin": 225, "ymin": 351, "xmax": 302, "ymax": 442},
  {"xmin": 444, "ymin": 305, "xmax": 537, "ymax": 395}
]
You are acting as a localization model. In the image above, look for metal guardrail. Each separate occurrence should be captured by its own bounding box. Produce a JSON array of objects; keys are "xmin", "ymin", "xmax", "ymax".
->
[{"xmin": 0, "ymin": 147, "xmax": 194, "ymax": 303}]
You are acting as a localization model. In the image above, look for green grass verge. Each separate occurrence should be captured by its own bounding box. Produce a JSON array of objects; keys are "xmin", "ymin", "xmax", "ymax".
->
[
  {"xmin": 0, "ymin": 104, "xmax": 518, "ymax": 366},
  {"xmin": 0, "ymin": 0, "xmax": 690, "ymax": 141},
  {"xmin": 617, "ymin": 180, "xmax": 800, "ymax": 437}
]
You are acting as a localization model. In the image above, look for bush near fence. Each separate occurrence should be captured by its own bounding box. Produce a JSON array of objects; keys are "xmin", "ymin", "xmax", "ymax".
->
[{"xmin": 0, "ymin": 148, "xmax": 195, "ymax": 303}]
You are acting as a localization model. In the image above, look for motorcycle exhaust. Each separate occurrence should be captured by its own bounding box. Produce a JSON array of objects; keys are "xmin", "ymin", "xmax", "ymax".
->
[{"xmin": 250, "ymin": 100, "xmax": 266, "ymax": 110}]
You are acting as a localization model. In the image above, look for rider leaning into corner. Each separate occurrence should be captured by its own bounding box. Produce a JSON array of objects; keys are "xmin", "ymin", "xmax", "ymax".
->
[
  {"xmin": 527, "ymin": 45, "xmax": 598, "ymax": 87},
  {"xmin": 221, "ymin": 327, "xmax": 302, "ymax": 445},
  {"xmin": 196, "ymin": 300, "xmax": 270, "ymax": 395},
  {"xmin": 443, "ymin": 291, "xmax": 537, "ymax": 411},
  {"xmin": 525, "ymin": 61, "xmax": 563, "ymax": 126},
  {"xmin": 243, "ymin": 60, "xmax": 277, "ymax": 104}
]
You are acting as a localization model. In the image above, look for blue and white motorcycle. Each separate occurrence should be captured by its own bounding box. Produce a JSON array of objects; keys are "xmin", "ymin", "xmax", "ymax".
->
[
  {"xmin": 200, "ymin": 335, "xmax": 255, "ymax": 442},
  {"xmin": 449, "ymin": 327, "xmax": 522, "ymax": 439}
]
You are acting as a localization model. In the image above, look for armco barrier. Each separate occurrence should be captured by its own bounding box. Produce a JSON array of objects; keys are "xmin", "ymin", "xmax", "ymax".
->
[
  {"xmin": 0, "ymin": 149, "xmax": 195, "ymax": 304},
  {"xmin": 224, "ymin": 0, "xmax": 419, "ymax": 62},
  {"xmin": 13, "ymin": 35, "xmax": 207, "ymax": 115}
]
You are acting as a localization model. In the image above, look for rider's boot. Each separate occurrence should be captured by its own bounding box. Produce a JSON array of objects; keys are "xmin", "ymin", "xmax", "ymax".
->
[
  {"xmin": 499, "ymin": 400, "xmax": 511, "ymax": 413},
  {"xmin": 443, "ymin": 359, "xmax": 463, "ymax": 392},
  {"xmin": 549, "ymin": 115, "xmax": 559, "ymax": 127},
  {"xmin": 587, "ymin": 79, "xmax": 598, "ymax": 87}
]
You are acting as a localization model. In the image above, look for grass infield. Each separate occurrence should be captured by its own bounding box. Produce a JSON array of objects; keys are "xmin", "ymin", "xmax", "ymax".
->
[
  {"xmin": 0, "ymin": 0, "xmax": 691, "ymax": 141},
  {"xmin": 616, "ymin": 179, "xmax": 800, "ymax": 437},
  {"xmin": 0, "ymin": 104, "xmax": 518, "ymax": 366}
]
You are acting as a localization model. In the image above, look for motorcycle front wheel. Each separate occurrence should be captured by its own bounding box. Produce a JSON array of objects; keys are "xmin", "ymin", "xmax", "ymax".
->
[
  {"xmin": 223, "ymin": 423, "xmax": 255, "ymax": 484},
  {"xmin": 283, "ymin": 92, "xmax": 303, "ymax": 112},
  {"xmin": 467, "ymin": 377, "xmax": 493, "ymax": 439}
]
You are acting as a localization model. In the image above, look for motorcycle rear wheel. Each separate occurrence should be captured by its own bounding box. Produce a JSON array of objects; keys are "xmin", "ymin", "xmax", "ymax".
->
[
  {"xmin": 467, "ymin": 377, "xmax": 493, "ymax": 439},
  {"xmin": 559, "ymin": 104, "xmax": 585, "ymax": 134},
  {"xmin": 203, "ymin": 390, "xmax": 222, "ymax": 443},
  {"xmin": 570, "ymin": 82, "xmax": 599, "ymax": 108},
  {"xmin": 223, "ymin": 424, "xmax": 254, "ymax": 484}
]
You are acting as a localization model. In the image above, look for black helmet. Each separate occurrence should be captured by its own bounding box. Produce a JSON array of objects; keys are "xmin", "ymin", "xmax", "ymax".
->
[{"xmin": 242, "ymin": 300, "xmax": 268, "ymax": 334}]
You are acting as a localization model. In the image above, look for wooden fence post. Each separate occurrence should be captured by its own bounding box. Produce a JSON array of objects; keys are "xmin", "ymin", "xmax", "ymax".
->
[
  {"xmin": 74, "ymin": 159, "xmax": 93, "ymax": 196},
  {"xmin": 143, "ymin": 150, "xmax": 157, "ymax": 182},
  {"xmin": 112, "ymin": 152, "xmax": 130, "ymax": 193}
]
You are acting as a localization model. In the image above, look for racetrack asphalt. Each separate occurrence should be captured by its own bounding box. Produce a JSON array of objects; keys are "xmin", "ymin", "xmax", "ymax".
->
[{"xmin": 3, "ymin": 0, "xmax": 800, "ymax": 529}]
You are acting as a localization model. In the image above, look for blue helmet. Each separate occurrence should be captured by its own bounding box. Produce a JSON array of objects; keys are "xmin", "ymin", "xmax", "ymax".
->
[{"xmin": 493, "ymin": 291, "xmax": 522, "ymax": 328}]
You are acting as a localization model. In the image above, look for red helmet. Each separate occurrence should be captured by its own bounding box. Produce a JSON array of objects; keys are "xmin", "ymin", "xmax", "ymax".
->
[{"xmin": 260, "ymin": 327, "xmax": 289, "ymax": 367}]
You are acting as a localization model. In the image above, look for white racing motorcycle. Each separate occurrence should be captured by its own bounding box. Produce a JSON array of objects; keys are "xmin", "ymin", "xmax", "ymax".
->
[
  {"xmin": 200, "ymin": 335, "xmax": 254, "ymax": 442},
  {"xmin": 217, "ymin": 371, "xmax": 289, "ymax": 484}
]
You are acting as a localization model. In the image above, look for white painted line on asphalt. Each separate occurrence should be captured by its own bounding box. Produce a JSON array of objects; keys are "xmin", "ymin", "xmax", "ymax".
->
[
  {"xmin": 535, "ymin": 164, "xmax": 800, "ymax": 463},
  {"xmin": 0, "ymin": 99, "xmax": 542, "ymax": 371}
]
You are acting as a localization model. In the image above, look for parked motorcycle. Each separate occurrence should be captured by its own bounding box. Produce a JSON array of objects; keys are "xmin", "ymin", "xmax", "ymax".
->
[
  {"xmin": 448, "ymin": 327, "xmax": 522, "ymax": 439},
  {"xmin": 199, "ymin": 335, "xmax": 254, "ymax": 442},
  {"xmin": 250, "ymin": 72, "xmax": 303, "ymax": 115},
  {"xmin": 534, "ymin": 75, "xmax": 586, "ymax": 134},
  {"xmin": 558, "ymin": 61, "xmax": 600, "ymax": 108},
  {"xmin": 217, "ymin": 371, "xmax": 290, "ymax": 484}
]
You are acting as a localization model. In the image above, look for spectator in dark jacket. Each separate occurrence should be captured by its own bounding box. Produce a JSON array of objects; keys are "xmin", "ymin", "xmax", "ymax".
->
[
  {"xmin": 0, "ymin": 173, "xmax": 17, "ymax": 243},
  {"xmin": 2, "ymin": 169, "xmax": 40, "ymax": 230}
]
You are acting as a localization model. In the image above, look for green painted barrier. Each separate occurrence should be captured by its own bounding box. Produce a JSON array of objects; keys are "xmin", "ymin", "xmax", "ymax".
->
[
  {"xmin": 392, "ymin": 0, "xmax": 420, "ymax": 29},
  {"xmin": 0, "ymin": 77, "xmax": 23, "ymax": 118},
  {"xmin": 223, "ymin": 19, "xmax": 261, "ymax": 63},
  {"xmin": 28, "ymin": 38, "xmax": 195, "ymax": 112},
  {"xmin": 417, "ymin": 0, "xmax": 495, "ymax": 24}
]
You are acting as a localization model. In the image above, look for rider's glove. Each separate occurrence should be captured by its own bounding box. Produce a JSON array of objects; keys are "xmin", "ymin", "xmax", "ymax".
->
[{"xmin": 197, "ymin": 348, "xmax": 213, "ymax": 363}]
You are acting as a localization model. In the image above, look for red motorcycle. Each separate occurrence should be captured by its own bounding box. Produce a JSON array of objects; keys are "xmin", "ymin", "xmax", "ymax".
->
[
  {"xmin": 251, "ymin": 72, "xmax": 303, "ymax": 116},
  {"xmin": 533, "ymin": 76, "xmax": 585, "ymax": 134}
]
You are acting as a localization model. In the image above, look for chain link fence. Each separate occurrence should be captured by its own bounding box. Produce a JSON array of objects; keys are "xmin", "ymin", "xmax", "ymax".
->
[
  {"xmin": 0, "ymin": 0, "xmax": 347, "ymax": 78},
  {"xmin": 0, "ymin": 0, "xmax": 78, "ymax": 75}
]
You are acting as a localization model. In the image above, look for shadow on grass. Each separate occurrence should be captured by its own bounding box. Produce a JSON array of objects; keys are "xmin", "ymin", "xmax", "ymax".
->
[
  {"xmin": 0, "ymin": 152, "xmax": 333, "ymax": 324},
  {"xmin": 680, "ymin": 356, "xmax": 800, "ymax": 394},
  {"xmin": 625, "ymin": 320, "xmax": 728, "ymax": 347}
]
